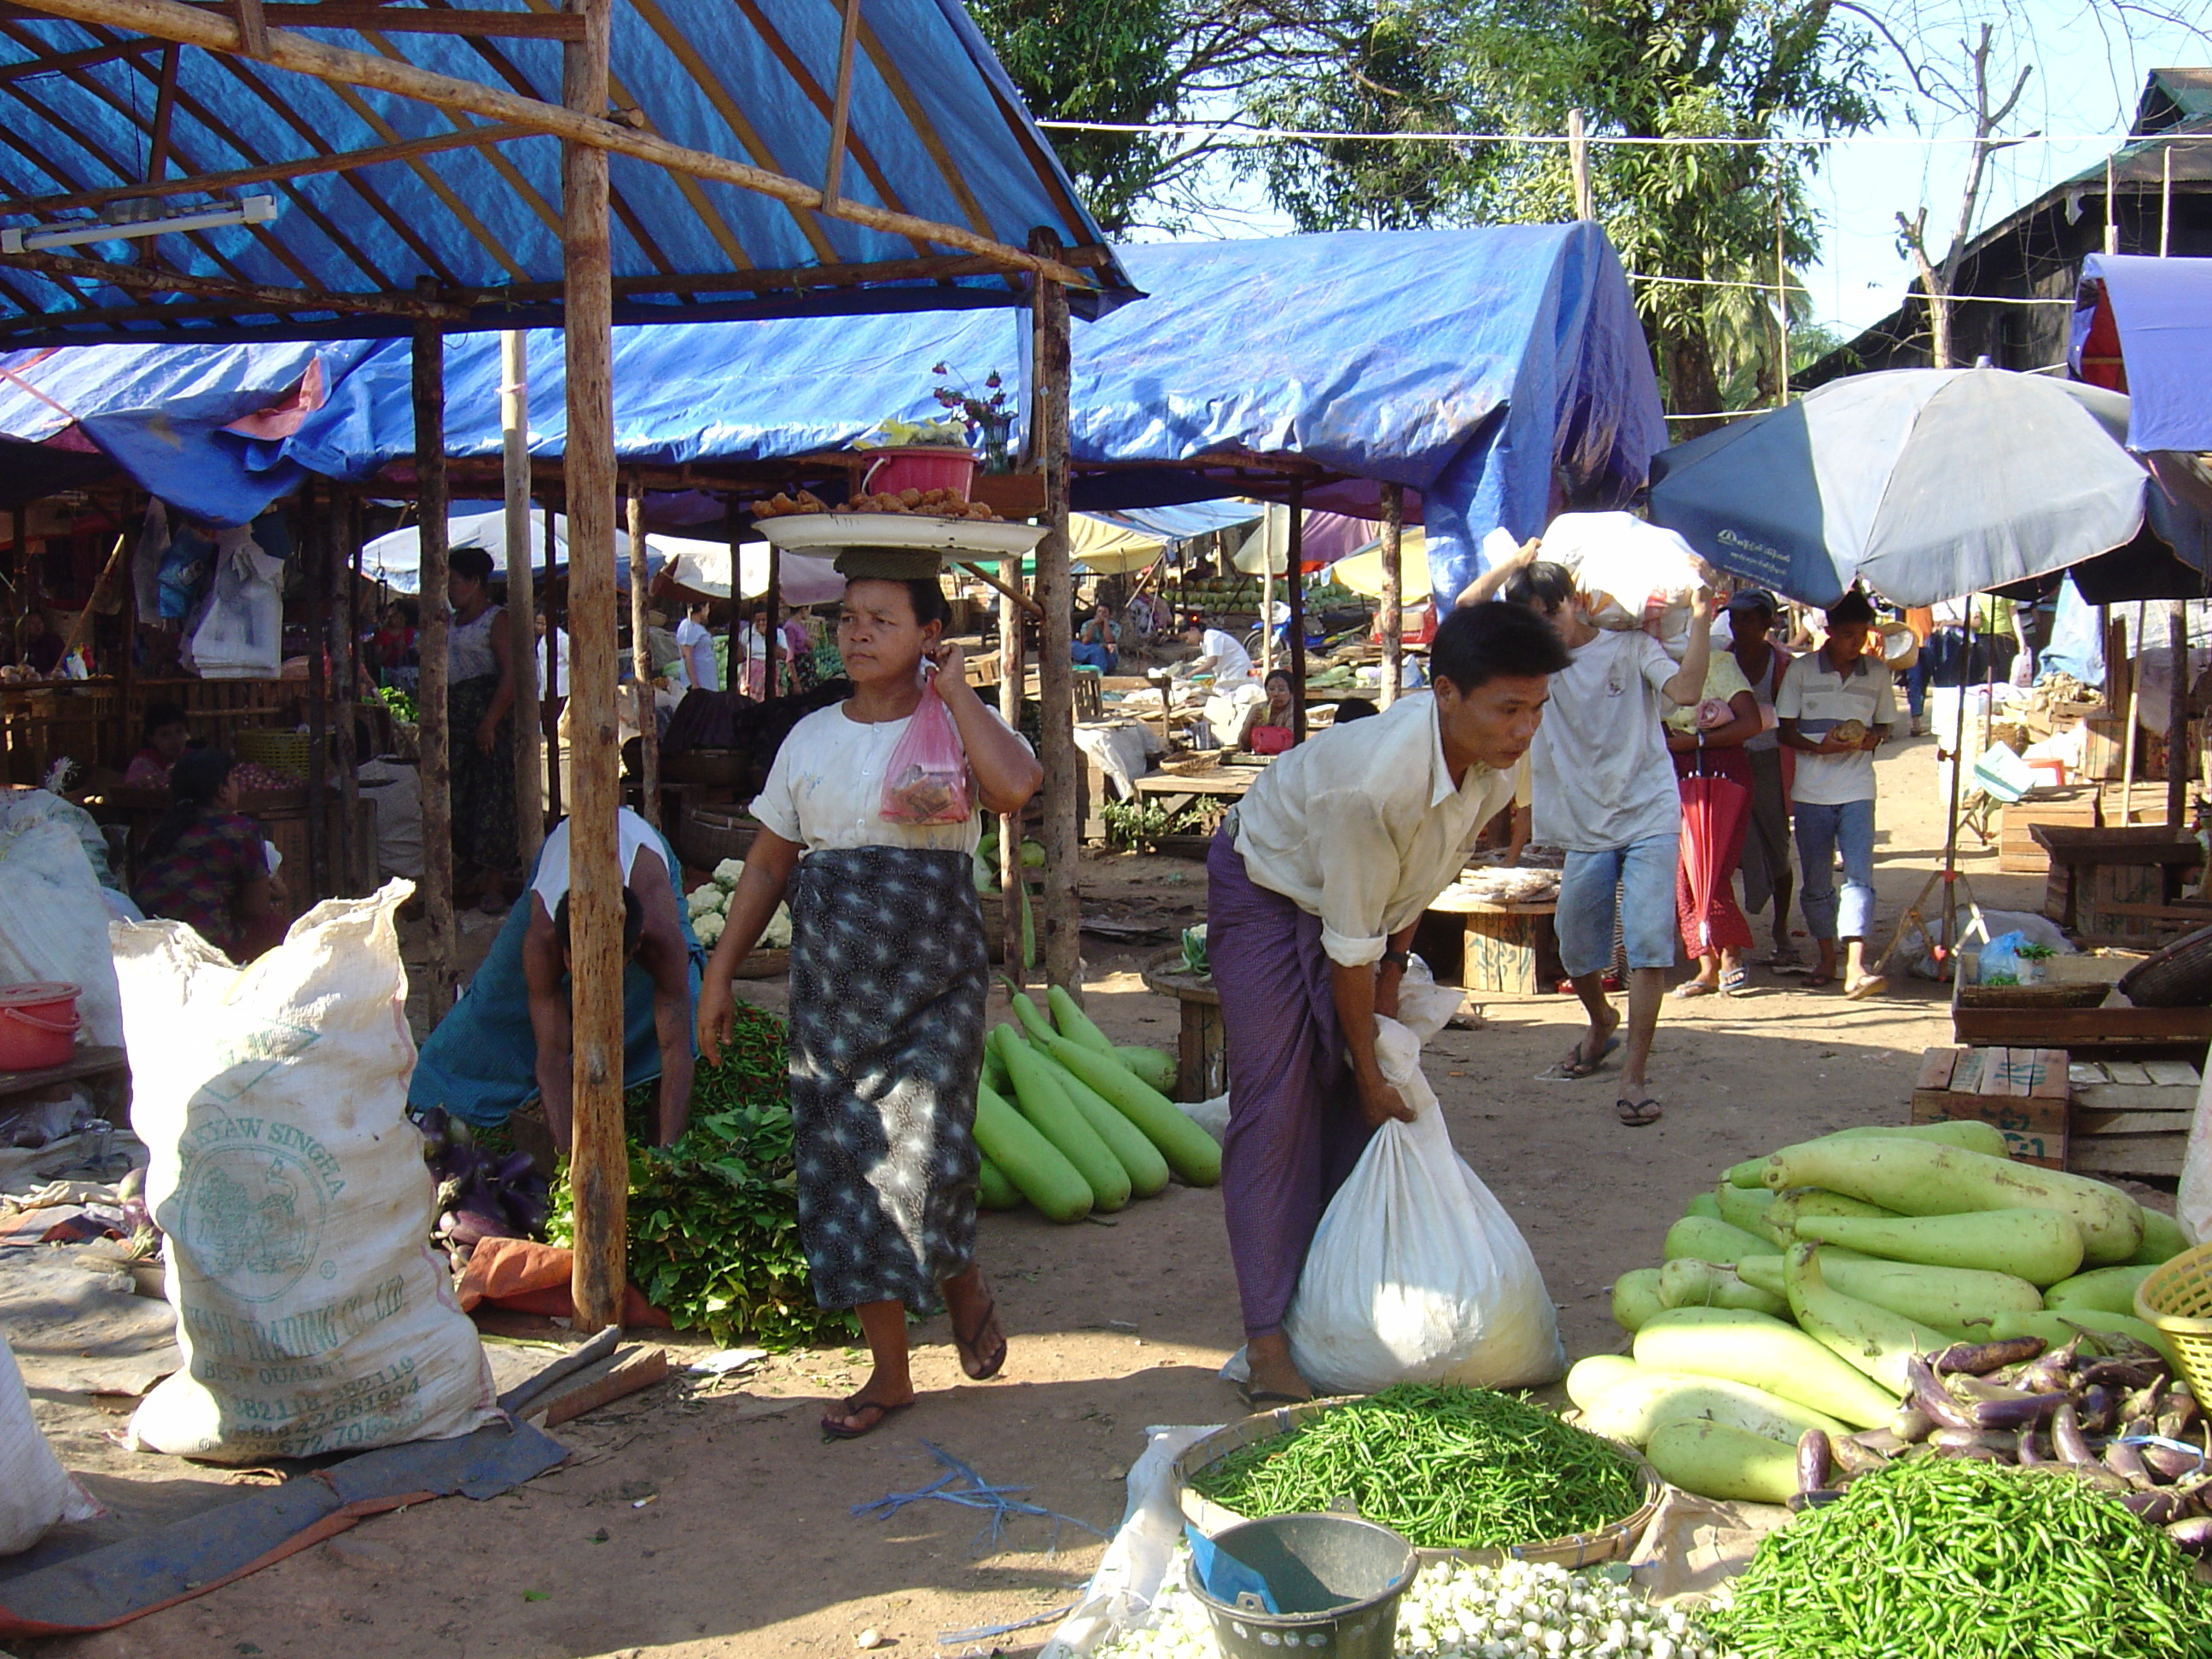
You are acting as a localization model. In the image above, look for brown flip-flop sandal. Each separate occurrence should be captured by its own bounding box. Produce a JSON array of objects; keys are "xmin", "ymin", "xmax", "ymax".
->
[
  {"xmin": 1615, "ymin": 1097, "xmax": 1663, "ymax": 1128},
  {"xmin": 820, "ymin": 1395, "xmax": 912, "ymax": 1441},
  {"xmin": 952, "ymin": 1291, "xmax": 1007, "ymax": 1381}
]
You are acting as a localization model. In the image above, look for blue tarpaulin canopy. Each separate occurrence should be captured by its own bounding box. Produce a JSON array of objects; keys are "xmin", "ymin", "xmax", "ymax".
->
[
  {"xmin": 2071, "ymin": 253, "xmax": 2212, "ymax": 452},
  {"xmin": 0, "ymin": 1, "xmax": 1130, "ymax": 343},
  {"xmin": 0, "ymin": 224, "xmax": 1665, "ymax": 606}
]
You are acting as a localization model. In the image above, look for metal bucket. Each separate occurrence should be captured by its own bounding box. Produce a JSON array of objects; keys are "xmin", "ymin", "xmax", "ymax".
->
[{"xmin": 1185, "ymin": 1513, "xmax": 1417, "ymax": 1659}]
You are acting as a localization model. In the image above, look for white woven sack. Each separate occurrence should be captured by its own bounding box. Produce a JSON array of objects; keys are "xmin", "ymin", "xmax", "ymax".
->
[
  {"xmin": 0, "ymin": 1335, "xmax": 101, "ymax": 1555},
  {"xmin": 1284, "ymin": 1015, "xmax": 1565, "ymax": 1394},
  {"xmin": 118, "ymin": 882, "xmax": 498, "ymax": 1461},
  {"xmin": 2180, "ymin": 1063, "xmax": 2212, "ymax": 1247},
  {"xmin": 0, "ymin": 814, "xmax": 124, "ymax": 1047},
  {"xmin": 1540, "ymin": 511, "xmax": 1710, "ymax": 657}
]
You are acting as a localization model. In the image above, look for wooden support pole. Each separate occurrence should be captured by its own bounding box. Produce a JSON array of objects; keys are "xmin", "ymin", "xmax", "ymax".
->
[
  {"xmin": 2163, "ymin": 142, "xmax": 2174, "ymax": 259},
  {"xmin": 306, "ymin": 479, "xmax": 329, "ymax": 899},
  {"xmin": 1567, "ymin": 108, "xmax": 1592, "ymax": 221},
  {"xmin": 626, "ymin": 474, "xmax": 659, "ymax": 829},
  {"xmin": 339, "ymin": 495, "xmax": 361, "ymax": 893},
  {"xmin": 1287, "ymin": 479, "xmax": 1308, "ymax": 742},
  {"xmin": 2122, "ymin": 601, "xmax": 2145, "ymax": 824},
  {"xmin": 763, "ymin": 538, "xmax": 782, "ymax": 699},
  {"xmin": 724, "ymin": 492, "xmax": 744, "ymax": 696},
  {"xmin": 503, "ymin": 329, "xmax": 544, "ymax": 870},
  {"xmin": 563, "ymin": 0, "xmax": 626, "ymax": 1339},
  {"xmin": 412, "ymin": 311, "xmax": 457, "ymax": 1018},
  {"xmin": 544, "ymin": 488, "xmax": 562, "ymax": 821},
  {"xmin": 2168, "ymin": 598, "xmax": 2189, "ymax": 829},
  {"xmin": 998, "ymin": 548, "xmax": 1027, "ymax": 979},
  {"xmin": 1259, "ymin": 539, "xmax": 1275, "ymax": 680},
  {"xmin": 1028, "ymin": 230, "xmax": 1081, "ymax": 995},
  {"xmin": 1378, "ymin": 484, "xmax": 1403, "ymax": 710},
  {"xmin": 958, "ymin": 561, "xmax": 1040, "ymax": 619},
  {"xmin": 820, "ymin": 0, "xmax": 862, "ymax": 212}
]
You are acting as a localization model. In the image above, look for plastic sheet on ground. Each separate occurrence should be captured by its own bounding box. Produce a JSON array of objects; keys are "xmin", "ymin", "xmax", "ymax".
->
[{"xmin": 1040, "ymin": 1425, "xmax": 1221, "ymax": 1658}]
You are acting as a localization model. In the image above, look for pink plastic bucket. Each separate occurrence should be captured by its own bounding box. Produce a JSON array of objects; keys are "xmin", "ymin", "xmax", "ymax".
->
[
  {"xmin": 862, "ymin": 446, "xmax": 977, "ymax": 501},
  {"xmin": 0, "ymin": 981, "xmax": 81, "ymax": 1070}
]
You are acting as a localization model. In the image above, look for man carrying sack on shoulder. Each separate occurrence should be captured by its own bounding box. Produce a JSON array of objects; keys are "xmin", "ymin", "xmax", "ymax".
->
[{"xmin": 1205, "ymin": 602, "xmax": 1569, "ymax": 1406}]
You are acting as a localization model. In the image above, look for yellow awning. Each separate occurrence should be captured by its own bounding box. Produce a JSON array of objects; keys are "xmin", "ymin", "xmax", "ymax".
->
[
  {"xmin": 1069, "ymin": 515, "xmax": 1168, "ymax": 575},
  {"xmin": 1330, "ymin": 530, "xmax": 1431, "ymax": 600}
]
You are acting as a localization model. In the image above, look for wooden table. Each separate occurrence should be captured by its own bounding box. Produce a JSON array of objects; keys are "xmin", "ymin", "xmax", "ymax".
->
[
  {"xmin": 0, "ymin": 1043, "xmax": 131, "ymax": 1121},
  {"xmin": 1132, "ymin": 761, "xmax": 1262, "ymax": 817},
  {"xmin": 1423, "ymin": 888, "xmax": 1562, "ymax": 994},
  {"xmin": 1142, "ymin": 958, "xmax": 1224, "ymax": 1103}
]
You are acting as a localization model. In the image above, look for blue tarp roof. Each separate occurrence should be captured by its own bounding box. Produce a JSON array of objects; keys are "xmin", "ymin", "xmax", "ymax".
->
[
  {"xmin": 0, "ymin": 224, "xmax": 1665, "ymax": 607},
  {"xmin": 0, "ymin": 2, "xmax": 1129, "ymax": 342},
  {"xmin": 2071, "ymin": 253, "xmax": 2212, "ymax": 452}
]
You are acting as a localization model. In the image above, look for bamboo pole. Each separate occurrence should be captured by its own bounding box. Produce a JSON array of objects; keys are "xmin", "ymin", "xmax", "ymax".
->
[
  {"xmin": 2163, "ymin": 142, "xmax": 2174, "ymax": 259},
  {"xmin": 306, "ymin": 478, "xmax": 329, "ymax": 899},
  {"xmin": 1288, "ymin": 480, "xmax": 1308, "ymax": 742},
  {"xmin": 2122, "ymin": 601, "xmax": 2145, "ymax": 824},
  {"xmin": 763, "ymin": 539, "xmax": 782, "ymax": 699},
  {"xmin": 725, "ymin": 492, "xmax": 744, "ymax": 698},
  {"xmin": 503, "ymin": 329, "xmax": 544, "ymax": 870},
  {"xmin": 1378, "ymin": 484, "xmax": 1403, "ymax": 710},
  {"xmin": 998, "ymin": 549, "xmax": 1027, "ymax": 979},
  {"xmin": 1028, "ymin": 230, "xmax": 1081, "ymax": 996},
  {"xmin": 562, "ymin": 0, "xmax": 626, "ymax": 1339},
  {"xmin": 1260, "ymin": 544, "xmax": 1275, "ymax": 680},
  {"xmin": 1567, "ymin": 108, "xmax": 1592, "ymax": 221},
  {"xmin": 412, "ymin": 313, "xmax": 457, "ymax": 1017},
  {"xmin": 626, "ymin": 474, "xmax": 659, "ymax": 829},
  {"xmin": 339, "ymin": 496, "xmax": 361, "ymax": 892},
  {"xmin": 11, "ymin": 0, "xmax": 1094, "ymax": 289},
  {"xmin": 544, "ymin": 486, "xmax": 562, "ymax": 821}
]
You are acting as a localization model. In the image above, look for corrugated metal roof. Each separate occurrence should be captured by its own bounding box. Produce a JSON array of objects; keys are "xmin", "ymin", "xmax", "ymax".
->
[
  {"xmin": 2137, "ymin": 67, "xmax": 2212, "ymax": 135},
  {"xmin": 0, "ymin": 0, "xmax": 1133, "ymax": 345}
]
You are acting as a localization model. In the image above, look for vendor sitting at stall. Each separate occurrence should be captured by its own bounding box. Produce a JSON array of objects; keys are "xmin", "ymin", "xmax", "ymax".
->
[
  {"xmin": 408, "ymin": 804, "xmax": 702, "ymax": 1150},
  {"xmin": 134, "ymin": 748, "xmax": 282, "ymax": 963},
  {"xmin": 1240, "ymin": 669, "xmax": 1299, "ymax": 753},
  {"xmin": 1072, "ymin": 602, "xmax": 1123, "ymax": 674},
  {"xmin": 124, "ymin": 701, "xmax": 193, "ymax": 789},
  {"xmin": 1178, "ymin": 614, "xmax": 1256, "ymax": 689},
  {"xmin": 1207, "ymin": 601, "xmax": 1567, "ymax": 1406}
]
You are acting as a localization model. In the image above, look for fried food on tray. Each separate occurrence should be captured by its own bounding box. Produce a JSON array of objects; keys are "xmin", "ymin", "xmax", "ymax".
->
[{"xmin": 753, "ymin": 484, "xmax": 1000, "ymax": 523}]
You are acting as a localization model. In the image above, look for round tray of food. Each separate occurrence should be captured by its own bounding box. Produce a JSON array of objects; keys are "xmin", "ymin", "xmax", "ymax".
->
[
  {"xmin": 1172, "ymin": 1385, "xmax": 1663, "ymax": 1571},
  {"xmin": 754, "ymin": 492, "xmax": 1046, "ymax": 562}
]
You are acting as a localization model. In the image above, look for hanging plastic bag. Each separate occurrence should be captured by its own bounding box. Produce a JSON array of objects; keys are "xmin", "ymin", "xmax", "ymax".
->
[
  {"xmin": 1281, "ymin": 1013, "xmax": 1565, "ymax": 1394},
  {"xmin": 878, "ymin": 669, "xmax": 972, "ymax": 825}
]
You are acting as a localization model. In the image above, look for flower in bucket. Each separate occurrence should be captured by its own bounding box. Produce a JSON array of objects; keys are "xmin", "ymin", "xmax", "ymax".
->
[{"xmin": 934, "ymin": 364, "xmax": 1017, "ymax": 472}]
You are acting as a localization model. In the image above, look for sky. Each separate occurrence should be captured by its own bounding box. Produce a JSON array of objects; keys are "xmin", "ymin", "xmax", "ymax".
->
[{"xmin": 1804, "ymin": 0, "xmax": 2212, "ymax": 337}]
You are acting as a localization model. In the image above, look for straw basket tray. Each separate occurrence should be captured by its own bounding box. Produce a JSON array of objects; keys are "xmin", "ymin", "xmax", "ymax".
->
[
  {"xmin": 2136, "ymin": 1241, "xmax": 2212, "ymax": 1402},
  {"xmin": 235, "ymin": 726, "xmax": 313, "ymax": 779},
  {"xmin": 1171, "ymin": 1398, "xmax": 1663, "ymax": 1571}
]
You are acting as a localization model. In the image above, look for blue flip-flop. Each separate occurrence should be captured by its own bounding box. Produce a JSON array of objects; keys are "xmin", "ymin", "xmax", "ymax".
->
[{"xmin": 1538, "ymin": 1033, "xmax": 1619, "ymax": 1082}]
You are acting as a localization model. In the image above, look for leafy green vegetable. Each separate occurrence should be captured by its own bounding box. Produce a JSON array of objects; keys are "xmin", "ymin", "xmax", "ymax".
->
[
  {"xmin": 549, "ymin": 1004, "xmax": 853, "ymax": 1349},
  {"xmin": 375, "ymin": 683, "xmax": 418, "ymax": 724},
  {"xmin": 1190, "ymin": 1383, "xmax": 1645, "ymax": 1551}
]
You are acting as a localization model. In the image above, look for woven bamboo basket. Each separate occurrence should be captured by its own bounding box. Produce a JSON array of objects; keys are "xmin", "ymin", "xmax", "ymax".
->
[
  {"xmin": 681, "ymin": 804, "xmax": 761, "ymax": 871},
  {"xmin": 1172, "ymin": 1398, "xmax": 1664, "ymax": 1571}
]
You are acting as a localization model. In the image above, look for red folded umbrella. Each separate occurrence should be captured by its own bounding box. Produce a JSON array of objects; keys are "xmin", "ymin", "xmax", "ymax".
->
[{"xmin": 1678, "ymin": 768, "xmax": 1753, "ymax": 956}]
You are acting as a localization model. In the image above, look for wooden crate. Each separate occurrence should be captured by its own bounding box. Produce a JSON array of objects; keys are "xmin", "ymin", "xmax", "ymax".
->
[
  {"xmin": 1912, "ymin": 1046, "xmax": 2069, "ymax": 1167},
  {"xmin": 2078, "ymin": 713, "xmax": 2133, "ymax": 782},
  {"xmin": 1424, "ymin": 894, "xmax": 1561, "ymax": 994},
  {"xmin": 2035, "ymin": 824, "xmax": 2204, "ymax": 943},
  {"xmin": 2067, "ymin": 1057, "xmax": 2200, "ymax": 1180},
  {"xmin": 1996, "ymin": 785, "xmax": 2098, "ymax": 875},
  {"xmin": 1952, "ymin": 1000, "xmax": 2212, "ymax": 1057}
]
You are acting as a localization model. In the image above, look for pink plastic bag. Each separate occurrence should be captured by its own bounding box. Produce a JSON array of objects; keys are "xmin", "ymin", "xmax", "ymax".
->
[{"xmin": 879, "ymin": 671, "xmax": 972, "ymax": 824}]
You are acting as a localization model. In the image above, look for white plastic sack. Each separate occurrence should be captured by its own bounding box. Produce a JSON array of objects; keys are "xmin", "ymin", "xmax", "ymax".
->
[
  {"xmin": 2180, "ymin": 1064, "xmax": 2212, "ymax": 1247},
  {"xmin": 1894, "ymin": 907, "xmax": 2070, "ymax": 982},
  {"xmin": 0, "ymin": 785, "xmax": 121, "ymax": 893},
  {"xmin": 0, "ymin": 815, "xmax": 125, "ymax": 1048},
  {"xmin": 184, "ymin": 526, "xmax": 285, "ymax": 680},
  {"xmin": 118, "ymin": 882, "xmax": 498, "ymax": 1461},
  {"xmin": 1040, "ymin": 1425, "xmax": 1220, "ymax": 1657},
  {"xmin": 356, "ymin": 760, "xmax": 424, "ymax": 880},
  {"xmin": 0, "ymin": 1335, "xmax": 101, "ymax": 1555},
  {"xmin": 1282, "ymin": 1014, "xmax": 1565, "ymax": 1394},
  {"xmin": 1539, "ymin": 512, "xmax": 1710, "ymax": 656}
]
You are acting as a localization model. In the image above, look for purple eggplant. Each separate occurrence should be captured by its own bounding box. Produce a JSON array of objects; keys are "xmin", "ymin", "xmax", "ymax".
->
[
  {"xmin": 2017, "ymin": 1338, "xmax": 2081, "ymax": 1394},
  {"xmin": 2159, "ymin": 1390, "xmax": 2201, "ymax": 1441},
  {"xmin": 1906, "ymin": 1355, "xmax": 1981, "ymax": 1431},
  {"xmin": 2052, "ymin": 1401, "xmax": 2097, "ymax": 1467},
  {"xmin": 2165, "ymin": 1516, "xmax": 2212, "ymax": 1556},
  {"xmin": 2122, "ymin": 1488, "xmax": 2186, "ymax": 1524},
  {"xmin": 1851, "ymin": 1428, "xmax": 1909, "ymax": 1456},
  {"xmin": 2104, "ymin": 1438, "xmax": 2155, "ymax": 1490},
  {"xmin": 2015, "ymin": 1428, "xmax": 2048, "ymax": 1466},
  {"xmin": 1797, "ymin": 1429, "xmax": 1833, "ymax": 1495},
  {"xmin": 2139, "ymin": 1441, "xmax": 2209, "ymax": 1483},
  {"xmin": 1931, "ymin": 1335, "xmax": 2043, "ymax": 1376},
  {"xmin": 1832, "ymin": 1435, "xmax": 1892, "ymax": 1476},
  {"xmin": 1932, "ymin": 1427, "xmax": 2017, "ymax": 1455},
  {"xmin": 2075, "ymin": 1384, "xmax": 2116, "ymax": 1435},
  {"xmin": 1968, "ymin": 1388, "xmax": 2063, "ymax": 1430}
]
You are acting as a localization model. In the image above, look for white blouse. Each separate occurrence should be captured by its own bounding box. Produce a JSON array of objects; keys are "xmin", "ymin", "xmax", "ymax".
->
[{"xmin": 752, "ymin": 701, "xmax": 1025, "ymax": 854}]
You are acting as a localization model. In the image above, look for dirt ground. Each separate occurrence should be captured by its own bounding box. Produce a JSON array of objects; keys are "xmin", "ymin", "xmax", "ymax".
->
[{"xmin": 15, "ymin": 732, "xmax": 2173, "ymax": 1659}]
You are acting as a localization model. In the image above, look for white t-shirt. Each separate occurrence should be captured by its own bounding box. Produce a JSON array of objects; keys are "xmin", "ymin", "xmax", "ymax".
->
[
  {"xmin": 530, "ymin": 806, "xmax": 664, "ymax": 916},
  {"xmin": 676, "ymin": 617, "xmax": 719, "ymax": 693},
  {"xmin": 1776, "ymin": 650, "xmax": 1895, "ymax": 806},
  {"xmin": 537, "ymin": 626, "xmax": 568, "ymax": 698},
  {"xmin": 752, "ymin": 701, "xmax": 1028, "ymax": 855},
  {"xmin": 1201, "ymin": 628, "xmax": 1254, "ymax": 686},
  {"xmin": 1530, "ymin": 628, "xmax": 1684, "ymax": 851}
]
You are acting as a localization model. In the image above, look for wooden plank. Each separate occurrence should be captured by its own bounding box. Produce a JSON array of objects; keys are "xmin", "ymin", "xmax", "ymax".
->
[
  {"xmin": 2104, "ymin": 1062, "xmax": 2156, "ymax": 1085},
  {"xmin": 563, "ymin": 0, "xmax": 626, "ymax": 1338},
  {"xmin": 2069, "ymin": 1135, "xmax": 2188, "ymax": 1179},
  {"xmin": 2072, "ymin": 1082, "xmax": 2198, "ymax": 1114},
  {"xmin": 530, "ymin": 1345, "xmax": 669, "ymax": 1429},
  {"xmin": 503, "ymin": 329, "xmax": 544, "ymax": 872},
  {"xmin": 1951, "ymin": 1049, "xmax": 1985, "ymax": 1095},
  {"xmin": 2142, "ymin": 1060, "xmax": 2203, "ymax": 1086},
  {"xmin": 1915, "ymin": 1047, "xmax": 1961, "ymax": 1091},
  {"xmin": 1953, "ymin": 1004, "xmax": 2212, "ymax": 1045},
  {"xmin": 1912, "ymin": 1087, "xmax": 2067, "ymax": 1168},
  {"xmin": 2072, "ymin": 1110, "xmax": 2198, "ymax": 1138},
  {"xmin": 2029, "ymin": 1049, "xmax": 2069, "ymax": 1100}
]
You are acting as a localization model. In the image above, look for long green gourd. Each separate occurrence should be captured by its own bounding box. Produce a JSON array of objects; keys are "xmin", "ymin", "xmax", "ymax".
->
[
  {"xmin": 1783, "ymin": 1243, "xmax": 1950, "ymax": 1394},
  {"xmin": 1736, "ymin": 1249, "xmax": 2041, "ymax": 1338},
  {"xmin": 1632, "ymin": 1306, "xmax": 1900, "ymax": 1427},
  {"xmin": 992, "ymin": 1028, "xmax": 1132, "ymax": 1211},
  {"xmin": 975, "ymin": 1155, "xmax": 1025, "ymax": 1212},
  {"xmin": 1031, "ymin": 1027, "xmax": 1224, "ymax": 1185},
  {"xmin": 1724, "ymin": 1120, "xmax": 2010, "ymax": 1187},
  {"xmin": 972, "ymin": 1082, "xmax": 1090, "ymax": 1223},
  {"xmin": 1790, "ymin": 1207, "xmax": 2087, "ymax": 1286},
  {"xmin": 1046, "ymin": 983, "xmax": 1120, "ymax": 1057},
  {"xmin": 1020, "ymin": 1037, "xmax": 1172, "ymax": 1198}
]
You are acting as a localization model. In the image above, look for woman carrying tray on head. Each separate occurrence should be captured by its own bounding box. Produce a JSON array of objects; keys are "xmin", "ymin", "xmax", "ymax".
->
[{"xmin": 697, "ymin": 562, "xmax": 1042, "ymax": 1440}]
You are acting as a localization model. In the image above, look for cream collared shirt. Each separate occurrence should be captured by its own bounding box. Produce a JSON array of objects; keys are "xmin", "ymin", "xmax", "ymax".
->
[{"xmin": 1231, "ymin": 691, "xmax": 1514, "ymax": 967}]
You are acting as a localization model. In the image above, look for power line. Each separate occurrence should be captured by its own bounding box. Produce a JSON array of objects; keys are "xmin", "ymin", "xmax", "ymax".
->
[{"xmin": 1627, "ymin": 271, "xmax": 2075, "ymax": 303}]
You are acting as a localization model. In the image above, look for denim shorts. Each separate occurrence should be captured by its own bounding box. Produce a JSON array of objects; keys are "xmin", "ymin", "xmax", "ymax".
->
[{"xmin": 1557, "ymin": 835, "xmax": 1682, "ymax": 979}]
